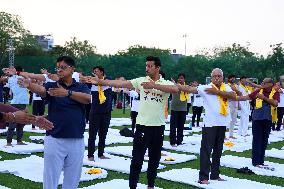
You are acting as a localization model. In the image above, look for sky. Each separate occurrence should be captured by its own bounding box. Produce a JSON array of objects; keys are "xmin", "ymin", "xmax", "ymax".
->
[{"xmin": 1, "ymin": 0, "xmax": 284, "ymax": 56}]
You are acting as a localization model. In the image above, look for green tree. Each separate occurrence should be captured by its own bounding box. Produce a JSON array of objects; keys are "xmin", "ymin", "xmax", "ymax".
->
[
  {"xmin": 64, "ymin": 37, "xmax": 97, "ymax": 58},
  {"xmin": 0, "ymin": 11, "xmax": 39, "ymax": 65}
]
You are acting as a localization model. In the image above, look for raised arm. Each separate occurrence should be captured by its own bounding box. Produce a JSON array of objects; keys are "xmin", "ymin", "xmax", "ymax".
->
[
  {"xmin": 205, "ymin": 87, "xmax": 237, "ymax": 100},
  {"xmin": 17, "ymin": 78, "xmax": 46, "ymax": 97},
  {"xmin": 176, "ymin": 84, "xmax": 198, "ymax": 94},
  {"xmin": 83, "ymin": 76, "xmax": 134, "ymax": 89}
]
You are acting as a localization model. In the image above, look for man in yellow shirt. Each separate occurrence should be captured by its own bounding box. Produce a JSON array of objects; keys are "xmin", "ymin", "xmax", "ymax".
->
[{"xmin": 83, "ymin": 56, "xmax": 178, "ymax": 189}]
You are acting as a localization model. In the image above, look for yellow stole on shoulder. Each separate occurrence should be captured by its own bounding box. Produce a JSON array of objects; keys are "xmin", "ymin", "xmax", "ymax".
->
[
  {"xmin": 180, "ymin": 83, "xmax": 189, "ymax": 102},
  {"xmin": 255, "ymin": 88, "xmax": 277, "ymax": 123},
  {"xmin": 98, "ymin": 77, "xmax": 106, "ymax": 104},
  {"xmin": 211, "ymin": 82, "xmax": 229, "ymax": 116},
  {"xmin": 239, "ymin": 84, "xmax": 249, "ymax": 93}
]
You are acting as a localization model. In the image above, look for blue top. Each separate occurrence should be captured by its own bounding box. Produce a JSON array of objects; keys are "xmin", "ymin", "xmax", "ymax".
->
[
  {"xmin": 91, "ymin": 77, "xmax": 112, "ymax": 114},
  {"xmin": 252, "ymin": 101, "xmax": 272, "ymax": 121},
  {"xmin": 45, "ymin": 79, "xmax": 90, "ymax": 138},
  {"xmin": 251, "ymin": 90, "xmax": 280, "ymax": 121},
  {"xmin": 8, "ymin": 75, "xmax": 29, "ymax": 105}
]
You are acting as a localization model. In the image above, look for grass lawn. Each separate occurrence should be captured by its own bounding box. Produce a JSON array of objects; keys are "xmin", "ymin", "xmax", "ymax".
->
[{"xmin": 0, "ymin": 107, "xmax": 283, "ymax": 189}]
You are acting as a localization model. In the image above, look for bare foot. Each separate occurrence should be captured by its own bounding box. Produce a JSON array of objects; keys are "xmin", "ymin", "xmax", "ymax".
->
[
  {"xmin": 88, "ymin": 157, "xmax": 95, "ymax": 161},
  {"xmin": 99, "ymin": 155, "xmax": 110, "ymax": 159},
  {"xmin": 198, "ymin": 180, "xmax": 209, "ymax": 184},
  {"xmin": 147, "ymin": 187, "xmax": 154, "ymax": 189},
  {"xmin": 17, "ymin": 142, "xmax": 27, "ymax": 145}
]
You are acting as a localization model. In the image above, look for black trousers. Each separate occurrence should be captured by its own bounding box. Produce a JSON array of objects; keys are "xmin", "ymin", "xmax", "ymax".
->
[
  {"xmin": 88, "ymin": 110, "xmax": 111, "ymax": 158},
  {"xmin": 129, "ymin": 124, "xmax": 165, "ymax": 189},
  {"xmin": 252, "ymin": 120, "xmax": 271, "ymax": 166},
  {"xmin": 85, "ymin": 103, "xmax": 91, "ymax": 123},
  {"xmin": 272, "ymin": 107, "xmax": 284, "ymax": 131},
  {"xmin": 169, "ymin": 110, "xmax": 187, "ymax": 145},
  {"xmin": 130, "ymin": 111, "xmax": 138, "ymax": 132},
  {"xmin": 187, "ymin": 103, "xmax": 192, "ymax": 114},
  {"xmin": 192, "ymin": 106, "xmax": 203, "ymax": 127},
  {"xmin": 32, "ymin": 100, "xmax": 45, "ymax": 128},
  {"xmin": 199, "ymin": 126, "xmax": 226, "ymax": 181},
  {"xmin": 7, "ymin": 104, "xmax": 26, "ymax": 143}
]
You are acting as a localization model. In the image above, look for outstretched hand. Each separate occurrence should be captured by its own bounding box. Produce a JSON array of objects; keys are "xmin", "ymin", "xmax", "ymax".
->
[{"xmin": 34, "ymin": 116, "xmax": 54, "ymax": 130}]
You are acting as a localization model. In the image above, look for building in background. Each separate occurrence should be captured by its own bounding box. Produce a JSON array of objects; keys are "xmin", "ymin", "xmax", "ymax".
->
[{"xmin": 34, "ymin": 34, "xmax": 54, "ymax": 51}]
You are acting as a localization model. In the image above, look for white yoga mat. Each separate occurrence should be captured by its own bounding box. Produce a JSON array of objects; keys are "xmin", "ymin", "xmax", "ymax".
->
[
  {"xmin": 163, "ymin": 141, "xmax": 201, "ymax": 154},
  {"xmin": 110, "ymin": 118, "xmax": 132, "ymax": 127},
  {"xmin": 29, "ymin": 135, "xmax": 45, "ymax": 141},
  {"xmin": 165, "ymin": 124, "xmax": 202, "ymax": 133},
  {"xmin": 157, "ymin": 168, "xmax": 283, "ymax": 189},
  {"xmin": 265, "ymin": 148, "xmax": 284, "ymax": 159},
  {"xmin": 23, "ymin": 124, "xmax": 46, "ymax": 134},
  {"xmin": 270, "ymin": 130, "xmax": 284, "ymax": 138},
  {"xmin": 29, "ymin": 133, "xmax": 133, "ymax": 147},
  {"xmin": 83, "ymin": 132, "xmax": 133, "ymax": 147},
  {"xmin": 83, "ymin": 151, "xmax": 165, "ymax": 174},
  {"xmin": 0, "ymin": 139, "xmax": 44, "ymax": 154},
  {"xmin": 0, "ymin": 155, "xmax": 107, "ymax": 183},
  {"xmin": 221, "ymin": 155, "xmax": 284, "ymax": 178},
  {"xmin": 0, "ymin": 128, "xmax": 8, "ymax": 134},
  {"xmin": 104, "ymin": 146, "xmax": 197, "ymax": 164},
  {"xmin": 0, "ymin": 186, "xmax": 10, "ymax": 189},
  {"xmin": 79, "ymin": 179, "xmax": 163, "ymax": 189}
]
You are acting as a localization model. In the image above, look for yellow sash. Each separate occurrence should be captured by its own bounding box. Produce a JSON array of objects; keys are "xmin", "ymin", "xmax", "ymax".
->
[
  {"xmin": 98, "ymin": 77, "xmax": 106, "ymax": 104},
  {"xmin": 239, "ymin": 84, "xmax": 249, "ymax": 93},
  {"xmin": 255, "ymin": 89, "xmax": 277, "ymax": 122},
  {"xmin": 211, "ymin": 82, "xmax": 228, "ymax": 116},
  {"xmin": 180, "ymin": 83, "xmax": 189, "ymax": 101}
]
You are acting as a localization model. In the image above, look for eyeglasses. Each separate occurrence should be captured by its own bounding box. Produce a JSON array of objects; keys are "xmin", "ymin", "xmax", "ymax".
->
[{"xmin": 55, "ymin": 66, "xmax": 72, "ymax": 71}]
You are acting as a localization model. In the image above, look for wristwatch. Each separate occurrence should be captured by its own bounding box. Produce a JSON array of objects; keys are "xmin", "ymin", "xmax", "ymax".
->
[{"xmin": 68, "ymin": 90, "xmax": 73, "ymax": 97}]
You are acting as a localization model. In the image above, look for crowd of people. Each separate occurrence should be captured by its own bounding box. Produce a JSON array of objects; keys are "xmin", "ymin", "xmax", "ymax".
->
[{"xmin": 0, "ymin": 55, "xmax": 283, "ymax": 189}]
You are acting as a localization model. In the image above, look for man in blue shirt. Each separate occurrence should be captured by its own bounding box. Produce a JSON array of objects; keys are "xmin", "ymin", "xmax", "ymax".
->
[{"xmin": 18, "ymin": 56, "xmax": 91, "ymax": 189}]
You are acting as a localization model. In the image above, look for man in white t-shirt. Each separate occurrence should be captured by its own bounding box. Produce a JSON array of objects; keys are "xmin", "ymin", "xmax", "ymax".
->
[
  {"xmin": 177, "ymin": 68, "xmax": 237, "ymax": 184},
  {"xmin": 238, "ymin": 76, "xmax": 251, "ymax": 137}
]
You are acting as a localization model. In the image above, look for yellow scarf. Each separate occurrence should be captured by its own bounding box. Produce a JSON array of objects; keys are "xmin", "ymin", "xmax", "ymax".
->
[
  {"xmin": 239, "ymin": 84, "xmax": 249, "ymax": 93},
  {"xmin": 247, "ymin": 86, "xmax": 253, "ymax": 92},
  {"xmin": 180, "ymin": 83, "xmax": 189, "ymax": 101},
  {"xmin": 211, "ymin": 82, "xmax": 228, "ymax": 116},
  {"xmin": 255, "ymin": 88, "xmax": 277, "ymax": 122},
  {"xmin": 98, "ymin": 77, "xmax": 106, "ymax": 104}
]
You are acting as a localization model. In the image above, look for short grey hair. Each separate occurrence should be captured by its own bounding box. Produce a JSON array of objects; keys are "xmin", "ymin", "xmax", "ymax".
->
[{"xmin": 211, "ymin": 68, "xmax": 224, "ymax": 77}]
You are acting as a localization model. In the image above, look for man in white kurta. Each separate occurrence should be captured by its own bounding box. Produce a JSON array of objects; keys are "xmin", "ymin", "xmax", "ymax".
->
[{"xmin": 238, "ymin": 77, "xmax": 251, "ymax": 137}]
